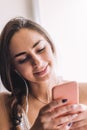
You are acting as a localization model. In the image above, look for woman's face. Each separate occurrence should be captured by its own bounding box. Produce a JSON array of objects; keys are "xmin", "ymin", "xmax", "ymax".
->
[{"xmin": 10, "ymin": 28, "xmax": 55, "ymax": 84}]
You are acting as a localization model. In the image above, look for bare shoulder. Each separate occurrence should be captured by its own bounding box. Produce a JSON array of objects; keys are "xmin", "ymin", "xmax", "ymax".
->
[
  {"xmin": 0, "ymin": 91, "xmax": 12, "ymax": 130},
  {"xmin": 0, "ymin": 90, "xmax": 12, "ymax": 114},
  {"xmin": 0, "ymin": 91, "xmax": 11, "ymax": 105},
  {"xmin": 79, "ymin": 82, "xmax": 87, "ymax": 105}
]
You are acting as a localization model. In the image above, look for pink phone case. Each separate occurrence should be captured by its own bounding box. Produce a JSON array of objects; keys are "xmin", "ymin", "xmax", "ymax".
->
[{"xmin": 52, "ymin": 81, "xmax": 79, "ymax": 104}]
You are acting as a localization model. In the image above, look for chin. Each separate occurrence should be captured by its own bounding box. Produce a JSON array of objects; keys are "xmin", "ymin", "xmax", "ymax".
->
[{"xmin": 36, "ymin": 73, "xmax": 52, "ymax": 83}]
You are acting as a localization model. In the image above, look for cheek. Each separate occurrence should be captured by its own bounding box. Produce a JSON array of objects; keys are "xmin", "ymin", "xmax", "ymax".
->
[
  {"xmin": 15, "ymin": 64, "xmax": 33, "ymax": 78},
  {"xmin": 46, "ymin": 50, "xmax": 56, "ymax": 69},
  {"xmin": 45, "ymin": 49, "xmax": 55, "ymax": 62}
]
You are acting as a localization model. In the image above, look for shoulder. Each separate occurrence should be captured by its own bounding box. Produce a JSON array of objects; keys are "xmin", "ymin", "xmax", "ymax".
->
[
  {"xmin": 0, "ymin": 91, "xmax": 12, "ymax": 115},
  {"xmin": 79, "ymin": 82, "xmax": 87, "ymax": 105},
  {"xmin": 0, "ymin": 90, "xmax": 12, "ymax": 112},
  {"xmin": 0, "ymin": 91, "xmax": 11, "ymax": 105},
  {"xmin": 0, "ymin": 91, "xmax": 12, "ymax": 130}
]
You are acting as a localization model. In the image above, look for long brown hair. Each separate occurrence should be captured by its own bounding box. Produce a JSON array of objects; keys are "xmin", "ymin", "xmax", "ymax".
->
[{"xmin": 0, "ymin": 17, "xmax": 56, "ymax": 129}]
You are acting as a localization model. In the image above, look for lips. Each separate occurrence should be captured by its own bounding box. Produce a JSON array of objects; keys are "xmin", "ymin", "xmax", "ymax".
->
[{"xmin": 34, "ymin": 65, "xmax": 48, "ymax": 76}]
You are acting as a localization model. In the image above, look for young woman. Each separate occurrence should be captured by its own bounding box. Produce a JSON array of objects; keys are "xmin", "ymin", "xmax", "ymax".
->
[{"xmin": 0, "ymin": 17, "xmax": 87, "ymax": 130}]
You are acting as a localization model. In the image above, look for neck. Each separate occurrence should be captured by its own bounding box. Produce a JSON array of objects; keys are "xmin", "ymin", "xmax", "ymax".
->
[{"xmin": 29, "ymin": 75, "xmax": 58, "ymax": 103}]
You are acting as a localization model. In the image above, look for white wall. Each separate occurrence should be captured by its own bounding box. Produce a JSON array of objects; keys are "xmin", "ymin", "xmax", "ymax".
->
[
  {"xmin": 0, "ymin": 0, "xmax": 87, "ymax": 92},
  {"xmin": 39, "ymin": 0, "xmax": 87, "ymax": 82},
  {"xmin": 0, "ymin": 0, "xmax": 40, "ymax": 32},
  {"xmin": 0, "ymin": 0, "xmax": 40, "ymax": 91}
]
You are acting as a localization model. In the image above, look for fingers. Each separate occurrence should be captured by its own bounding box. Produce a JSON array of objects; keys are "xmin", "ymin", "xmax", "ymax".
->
[
  {"xmin": 39, "ymin": 105, "xmax": 78, "ymax": 122},
  {"xmin": 40, "ymin": 102, "xmax": 81, "ymax": 121},
  {"xmin": 40, "ymin": 98, "xmax": 68, "ymax": 114},
  {"xmin": 70, "ymin": 104, "xmax": 87, "ymax": 114},
  {"xmin": 38, "ymin": 112, "xmax": 78, "ymax": 129},
  {"xmin": 71, "ymin": 119, "xmax": 87, "ymax": 129},
  {"xmin": 70, "ymin": 104, "xmax": 87, "ymax": 129},
  {"xmin": 72, "ymin": 110, "xmax": 87, "ymax": 122},
  {"xmin": 40, "ymin": 101, "xmax": 87, "ymax": 116},
  {"xmin": 41, "ymin": 114, "xmax": 76, "ymax": 130},
  {"xmin": 54, "ymin": 122, "xmax": 72, "ymax": 130},
  {"xmin": 50, "ymin": 114, "xmax": 78, "ymax": 126},
  {"xmin": 70, "ymin": 111, "xmax": 87, "ymax": 129},
  {"xmin": 58, "ymin": 122, "xmax": 73, "ymax": 130},
  {"xmin": 39, "ymin": 99, "xmax": 80, "ymax": 123},
  {"xmin": 38, "ymin": 102, "xmax": 87, "ymax": 129}
]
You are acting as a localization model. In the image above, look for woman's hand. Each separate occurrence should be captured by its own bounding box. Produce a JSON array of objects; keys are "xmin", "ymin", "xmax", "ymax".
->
[
  {"xmin": 30, "ymin": 99, "xmax": 78, "ymax": 130},
  {"xmin": 70, "ymin": 104, "xmax": 87, "ymax": 130}
]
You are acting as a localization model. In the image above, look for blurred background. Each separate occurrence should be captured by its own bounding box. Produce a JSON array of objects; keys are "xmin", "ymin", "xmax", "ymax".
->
[{"xmin": 0, "ymin": 0, "xmax": 87, "ymax": 91}]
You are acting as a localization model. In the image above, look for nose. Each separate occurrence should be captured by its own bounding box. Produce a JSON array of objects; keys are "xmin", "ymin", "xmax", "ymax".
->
[{"xmin": 31, "ymin": 54, "xmax": 43, "ymax": 68}]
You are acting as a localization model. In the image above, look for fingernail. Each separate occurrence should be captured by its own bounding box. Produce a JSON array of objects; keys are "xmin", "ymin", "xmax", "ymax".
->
[
  {"xmin": 68, "ymin": 122, "xmax": 72, "ymax": 127},
  {"xmin": 62, "ymin": 99, "xmax": 68, "ymax": 103},
  {"xmin": 66, "ymin": 122, "xmax": 73, "ymax": 129}
]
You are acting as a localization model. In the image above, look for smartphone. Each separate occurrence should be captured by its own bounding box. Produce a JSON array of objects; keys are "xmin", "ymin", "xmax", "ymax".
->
[{"xmin": 52, "ymin": 81, "xmax": 79, "ymax": 104}]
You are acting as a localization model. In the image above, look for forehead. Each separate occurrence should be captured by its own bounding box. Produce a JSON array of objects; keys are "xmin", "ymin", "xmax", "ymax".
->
[
  {"xmin": 9, "ymin": 29, "xmax": 46, "ymax": 54},
  {"xmin": 10, "ymin": 28, "xmax": 45, "ymax": 45}
]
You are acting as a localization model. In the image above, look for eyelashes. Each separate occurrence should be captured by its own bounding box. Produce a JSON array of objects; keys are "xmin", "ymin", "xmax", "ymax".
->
[
  {"xmin": 18, "ymin": 56, "xmax": 30, "ymax": 64},
  {"xmin": 37, "ymin": 47, "xmax": 45, "ymax": 53},
  {"xmin": 17, "ymin": 47, "xmax": 46, "ymax": 64}
]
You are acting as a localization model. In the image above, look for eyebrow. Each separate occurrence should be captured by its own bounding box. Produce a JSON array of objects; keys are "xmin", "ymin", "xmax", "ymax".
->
[
  {"xmin": 14, "ymin": 40, "xmax": 42, "ymax": 58},
  {"xmin": 32, "ymin": 40, "xmax": 42, "ymax": 48},
  {"xmin": 14, "ymin": 52, "xmax": 26, "ymax": 57}
]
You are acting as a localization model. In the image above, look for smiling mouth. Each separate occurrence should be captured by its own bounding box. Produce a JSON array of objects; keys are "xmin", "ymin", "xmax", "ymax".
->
[{"xmin": 34, "ymin": 65, "xmax": 48, "ymax": 77}]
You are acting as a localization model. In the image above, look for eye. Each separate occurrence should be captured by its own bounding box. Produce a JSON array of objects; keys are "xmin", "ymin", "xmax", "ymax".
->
[
  {"xmin": 37, "ymin": 47, "xmax": 46, "ymax": 53},
  {"xmin": 17, "ymin": 56, "xmax": 29, "ymax": 64}
]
